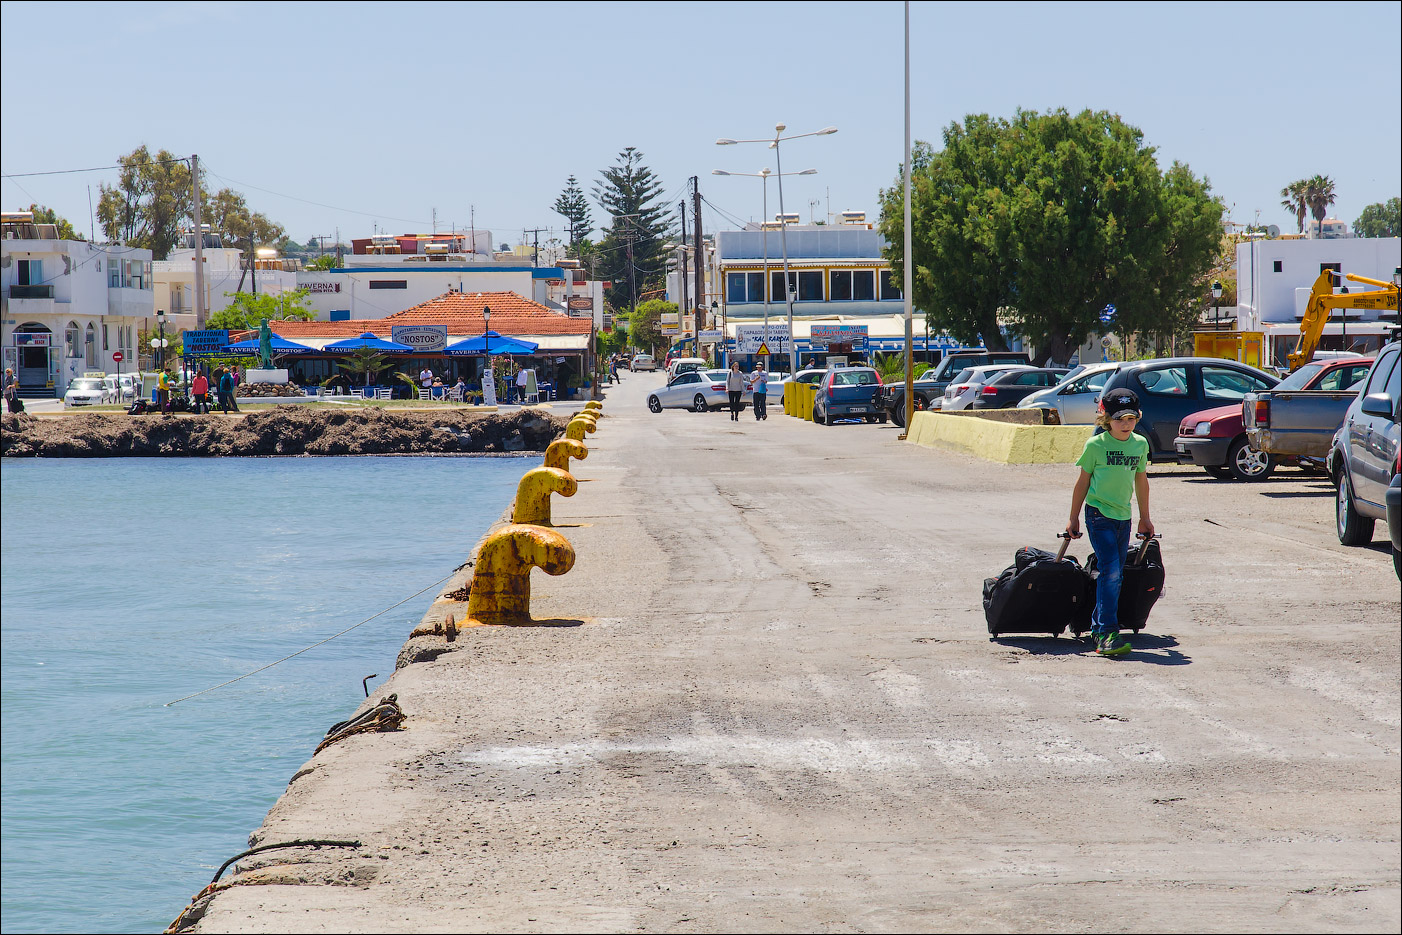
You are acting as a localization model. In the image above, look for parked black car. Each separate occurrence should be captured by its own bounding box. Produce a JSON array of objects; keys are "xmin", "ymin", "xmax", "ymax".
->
[
  {"xmin": 971, "ymin": 368, "xmax": 1069, "ymax": 409},
  {"xmin": 1099, "ymin": 358, "xmax": 1278, "ymax": 460},
  {"xmin": 880, "ymin": 350, "xmax": 1032, "ymax": 426}
]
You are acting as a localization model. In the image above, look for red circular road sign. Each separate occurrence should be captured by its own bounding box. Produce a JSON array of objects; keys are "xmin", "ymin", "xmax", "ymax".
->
[{"xmin": 112, "ymin": 351, "xmax": 125, "ymax": 362}]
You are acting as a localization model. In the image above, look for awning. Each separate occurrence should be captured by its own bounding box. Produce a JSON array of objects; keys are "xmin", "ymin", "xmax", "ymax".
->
[
  {"xmin": 323, "ymin": 332, "xmax": 416, "ymax": 354},
  {"xmin": 222, "ymin": 335, "xmax": 317, "ymax": 355},
  {"xmin": 443, "ymin": 331, "xmax": 540, "ymax": 356}
]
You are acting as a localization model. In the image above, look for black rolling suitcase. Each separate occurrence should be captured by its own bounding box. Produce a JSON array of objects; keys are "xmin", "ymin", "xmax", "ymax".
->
[
  {"xmin": 983, "ymin": 534, "xmax": 1093, "ymax": 638},
  {"xmin": 1083, "ymin": 535, "xmax": 1164, "ymax": 634}
]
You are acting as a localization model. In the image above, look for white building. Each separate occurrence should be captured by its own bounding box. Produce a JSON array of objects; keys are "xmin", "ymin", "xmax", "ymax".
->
[
  {"xmin": 151, "ymin": 229, "xmax": 298, "ymax": 329},
  {"xmin": 294, "ymin": 236, "xmax": 607, "ymax": 330},
  {"xmin": 1236, "ymin": 235, "xmax": 1401, "ymax": 366},
  {"xmin": 2, "ymin": 212, "xmax": 153, "ymax": 397}
]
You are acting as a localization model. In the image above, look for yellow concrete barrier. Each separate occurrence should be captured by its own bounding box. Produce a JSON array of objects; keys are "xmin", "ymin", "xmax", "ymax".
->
[
  {"xmin": 544, "ymin": 438, "xmax": 588, "ymax": 473},
  {"xmin": 801, "ymin": 383, "xmax": 816, "ymax": 421},
  {"xmin": 904, "ymin": 411, "xmax": 1093, "ymax": 464},
  {"xmin": 511, "ymin": 466, "xmax": 577, "ymax": 526}
]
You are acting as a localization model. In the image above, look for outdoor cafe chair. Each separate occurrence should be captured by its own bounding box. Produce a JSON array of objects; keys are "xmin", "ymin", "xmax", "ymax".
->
[{"xmin": 375, "ymin": 387, "xmax": 393, "ymax": 401}]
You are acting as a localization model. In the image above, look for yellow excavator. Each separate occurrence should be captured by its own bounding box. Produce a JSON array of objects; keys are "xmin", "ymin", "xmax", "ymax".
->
[{"xmin": 1287, "ymin": 269, "xmax": 1400, "ymax": 371}]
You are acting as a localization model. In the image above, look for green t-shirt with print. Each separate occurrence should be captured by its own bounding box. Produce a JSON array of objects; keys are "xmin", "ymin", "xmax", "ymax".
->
[{"xmin": 1076, "ymin": 431, "xmax": 1148, "ymax": 521}]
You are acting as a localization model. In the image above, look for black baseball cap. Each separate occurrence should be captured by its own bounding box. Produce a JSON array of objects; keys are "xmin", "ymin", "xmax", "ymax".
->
[{"xmin": 1102, "ymin": 388, "xmax": 1140, "ymax": 419}]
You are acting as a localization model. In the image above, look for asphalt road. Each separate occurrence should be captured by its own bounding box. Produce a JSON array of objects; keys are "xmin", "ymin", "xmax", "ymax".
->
[{"xmin": 193, "ymin": 371, "xmax": 1400, "ymax": 934}]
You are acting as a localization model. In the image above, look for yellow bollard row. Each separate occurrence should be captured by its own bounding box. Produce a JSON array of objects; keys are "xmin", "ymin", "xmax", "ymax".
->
[{"xmin": 426, "ymin": 402, "xmax": 603, "ymax": 628}]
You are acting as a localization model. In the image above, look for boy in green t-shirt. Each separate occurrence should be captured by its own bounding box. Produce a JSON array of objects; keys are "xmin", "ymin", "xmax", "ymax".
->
[{"xmin": 1066, "ymin": 388, "xmax": 1156, "ymax": 657}]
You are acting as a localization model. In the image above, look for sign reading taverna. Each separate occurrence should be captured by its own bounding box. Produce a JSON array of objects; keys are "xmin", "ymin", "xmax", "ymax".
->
[{"xmin": 390, "ymin": 325, "xmax": 448, "ymax": 352}]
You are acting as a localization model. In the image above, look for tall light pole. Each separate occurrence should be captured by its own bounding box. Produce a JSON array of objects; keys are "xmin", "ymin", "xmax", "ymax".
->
[
  {"xmin": 902, "ymin": 0, "xmax": 915, "ymax": 432},
  {"xmin": 713, "ymin": 167, "xmax": 817, "ymax": 370},
  {"xmin": 718, "ymin": 124, "xmax": 837, "ymax": 373}
]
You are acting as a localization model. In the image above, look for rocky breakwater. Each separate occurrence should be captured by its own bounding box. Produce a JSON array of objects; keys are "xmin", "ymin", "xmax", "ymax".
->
[
  {"xmin": 237, "ymin": 383, "xmax": 306, "ymax": 398},
  {"xmin": 1, "ymin": 407, "xmax": 565, "ymax": 458}
]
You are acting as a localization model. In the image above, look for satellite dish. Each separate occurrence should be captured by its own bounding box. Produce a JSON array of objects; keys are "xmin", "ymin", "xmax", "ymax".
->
[{"xmin": 1266, "ymin": 224, "xmax": 1280, "ymax": 238}]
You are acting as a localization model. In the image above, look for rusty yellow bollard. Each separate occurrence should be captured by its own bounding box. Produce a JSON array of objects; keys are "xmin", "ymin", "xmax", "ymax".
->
[
  {"xmin": 584, "ymin": 400, "xmax": 602, "ymax": 410},
  {"xmin": 543, "ymin": 438, "xmax": 588, "ymax": 472},
  {"xmin": 464, "ymin": 524, "xmax": 576, "ymax": 625},
  {"xmin": 512, "ymin": 466, "xmax": 577, "ymax": 526},
  {"xmin": 564, "ymin": 418, "xmax": 596, "ymax": 442}
]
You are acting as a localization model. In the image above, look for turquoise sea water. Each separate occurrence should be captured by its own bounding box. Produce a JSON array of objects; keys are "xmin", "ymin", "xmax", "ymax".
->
[{"xmin": 1, "ymin": 456, "xmax": 536, "ymax": 934}]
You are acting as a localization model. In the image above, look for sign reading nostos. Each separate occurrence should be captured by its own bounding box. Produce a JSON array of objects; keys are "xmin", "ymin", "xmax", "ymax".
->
[{"xmin": 390, "ymin": 325, "xmax": 448, "ymax": 352}]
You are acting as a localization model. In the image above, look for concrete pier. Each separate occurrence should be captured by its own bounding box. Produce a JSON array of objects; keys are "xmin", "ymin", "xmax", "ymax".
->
[{"xmin": 188, "ymin": 373, "xmax": 1400, "ymax": 933}]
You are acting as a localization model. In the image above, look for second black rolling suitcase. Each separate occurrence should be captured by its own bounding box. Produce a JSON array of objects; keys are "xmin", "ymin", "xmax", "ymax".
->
[{"xmin": 1081, "ymin": 536, "xmax": 1164, "ymax": 634}]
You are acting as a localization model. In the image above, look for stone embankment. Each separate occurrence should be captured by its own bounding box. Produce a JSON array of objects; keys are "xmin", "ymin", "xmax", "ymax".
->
[{"xmin": 0, "ymin": 407, "xmax": 565, "ymax": 457}]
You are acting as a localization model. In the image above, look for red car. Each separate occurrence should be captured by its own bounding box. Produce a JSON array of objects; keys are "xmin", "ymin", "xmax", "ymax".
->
[{"xmin": 1174, "ymin": 357, "xmax": 1374, "ymax": 481}]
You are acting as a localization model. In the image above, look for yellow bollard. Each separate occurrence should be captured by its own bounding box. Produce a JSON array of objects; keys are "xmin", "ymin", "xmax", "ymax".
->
[
  {"xmin": 564, "ymin": 418, "xmax": 596, "ymax": 442},
  {"xmin": 801, "ymin": 382, "xmax": 815, "ymax": 421},
  {"xmin": 584, "ymin": 400, "xmax": 603, "ymax": 411},
  {"xmin": 785, "ymin": 381, "xmax": 795, "ymax": 416},
  {"xmin": 512, "ymin": 466, "xmax": 577, "ymax": 526},
  {"xmin": 573, "ymin": 410, "xmax": 600, "ymax": 424},
  {"xmin": 543, "ymin": 438, "xmax": 588, "ymax": 473},
  {"xmin": 464, "ymin": 524, "xmax": 576, "ymax": 625}
]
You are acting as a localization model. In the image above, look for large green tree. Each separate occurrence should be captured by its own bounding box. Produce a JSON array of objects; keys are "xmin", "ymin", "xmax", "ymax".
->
[
  {"xmin": 1354, "ymin": 197, "xmax": 1400, "ymax": 238},
  {"xmin": 96, "ymin": 146, "xmax": 194, "ymax": 259},
  {"xmin": 880, "ymin": 109, "xmax": 1223, "ymax": 364},
  {"xmin": 202, "ymin": 187, "xmax": 286, "ymax": 291},
  {"xmin": 552, "ymin": 175, "xmax": 593, "ymax": 253},
  {"xmin": 592, "ymin": 148, "xmax": 672, "ymax": 312},
  {"xmin": 628, "ymin": 298, "xmax": 674, "ymax": 356},
  {"xmin": 205, "ymin": 289, "xmax": 316, "ymax": 331}
]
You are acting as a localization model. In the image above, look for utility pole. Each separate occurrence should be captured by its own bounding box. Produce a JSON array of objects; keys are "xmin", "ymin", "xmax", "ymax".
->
[
  {"xmin": 679, "ymin": 200, "xmax": 689, "ymax": 333},
  {"xmin": 692, "ymin": 177, "xmax": 703, "ymax": 361},
  {"xmin": 524, "ymin": 228, "xmax": 547, "ymax": 267},
  {"xmin": 191, "ymin": 153, "xmax": 206, "ymax": 327}
]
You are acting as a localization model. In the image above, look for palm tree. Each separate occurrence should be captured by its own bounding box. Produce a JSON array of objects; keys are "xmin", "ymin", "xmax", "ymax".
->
[
  {"xmin": 339, "ymin": 347, "xmax": 388, "ymax": 387},
  {"xmin": 1280, "ymin": 179, "xmax": 1309, "ymax": 233},
  {"xmin": 1304, "ymin": 175, "xmax": 1337, "ymax": 232}
]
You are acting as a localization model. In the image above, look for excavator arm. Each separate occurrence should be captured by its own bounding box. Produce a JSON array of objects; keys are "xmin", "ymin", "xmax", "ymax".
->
[{"xmin": 1288, "ymin": 271, "xmax": 1400, "ymax": 371}]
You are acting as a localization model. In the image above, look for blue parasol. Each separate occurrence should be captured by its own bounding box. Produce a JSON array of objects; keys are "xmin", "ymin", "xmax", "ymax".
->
[
  {"xmin": 443, "ymin": 331, "xmax": 539, "ymax": 356},
  {"xmin": 323, "ymin": 332, "xmax": 416, "ymax": 354},
  {"xmin": 222, "ymin": 335, "xmax": 317, "ymax": 355}
]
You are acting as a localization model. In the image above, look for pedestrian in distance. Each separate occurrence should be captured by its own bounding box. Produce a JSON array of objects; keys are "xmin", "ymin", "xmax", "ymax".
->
[
  {"xmin": 726, "ymin": 360, "xmax": 746, "ymax": 421},
  {"xmin": 3, "ymin": 367, "xmax": 20, "ymax": 414},
  {"xmin": 419, "ymin": 366, "xmax": 433, "ymax": 391},
  {"xmin": 157, "ymin": 369, "xmax": 171, "ymax": 412},
  {"xmin": 1065, "ymin": 389, "xmax": 1155, "ymax": 657},
  {"xmin": 217, "ymin": 366, "xmax": 238, "ymax": 414},
  {"xmin": 191, "ymin": 370, "xmax": 210, "ymax": 414},
  {"xmin": 747, "ymin": 363, "xmax": 769, "ymax": 421}
]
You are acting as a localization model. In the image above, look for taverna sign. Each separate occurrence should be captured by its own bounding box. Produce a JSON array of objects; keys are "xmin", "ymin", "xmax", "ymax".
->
[{"xmin": 390, "ymin": 325, "xmax": 448, "ymax": 352}]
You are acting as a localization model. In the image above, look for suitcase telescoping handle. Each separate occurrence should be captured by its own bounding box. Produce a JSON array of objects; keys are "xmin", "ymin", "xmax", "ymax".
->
[
  {"xmin": 1133, "ymin": 532, "xmax": 1162, "ymax": 565},
  {"xmin": 1055, "ymin": 531, "xmax": 1075, "ymax": 562}
]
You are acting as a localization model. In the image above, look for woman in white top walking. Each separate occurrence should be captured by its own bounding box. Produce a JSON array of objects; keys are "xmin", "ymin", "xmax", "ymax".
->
[{"xmin": 726, "ymin": 360, "xmax": 746, "ymax": 421}]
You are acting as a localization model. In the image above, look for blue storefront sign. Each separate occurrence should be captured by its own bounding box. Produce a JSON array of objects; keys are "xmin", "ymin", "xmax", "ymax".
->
[{"xmin": 183, "ymin": 329, "xmax": 229, "ymax": 354}]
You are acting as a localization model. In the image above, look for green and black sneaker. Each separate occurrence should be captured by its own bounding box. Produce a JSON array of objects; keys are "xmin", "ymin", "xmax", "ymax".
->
[{"xmin": 1096, "ymin": 632, "xmax": 1132, "ymax": 657}]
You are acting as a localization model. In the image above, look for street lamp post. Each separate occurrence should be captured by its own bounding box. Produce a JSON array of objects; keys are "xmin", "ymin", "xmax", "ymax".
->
[
  {"xmin": 718, "ymin": 124, "xmax": 837, "ymax": 373},
  {"xmin": 712, "ymin": 167, "xmax": 817, "ymax": 371},
  {"xmin": 1212, "ymin": 280, "xmax": 1223, "ymax": 329},
  {"xmin": 154, "ymin": 309, "xmax": 168, "ymax": 369}
]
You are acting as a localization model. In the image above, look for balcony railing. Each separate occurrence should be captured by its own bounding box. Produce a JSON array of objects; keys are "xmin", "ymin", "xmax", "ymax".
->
[{"xmin": 10, "ymin": 284, "xmax": 54, "ymax": 299}]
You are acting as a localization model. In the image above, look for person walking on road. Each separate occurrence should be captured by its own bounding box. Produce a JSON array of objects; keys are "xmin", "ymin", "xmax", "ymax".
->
[
  {"xmin": 726, "ymin": 360, "xmax": 746, "ymax": 421},
  {"xmin": 747, "ymin": 364, "xmax": 769, "ymax": 421},
  {"xmin": 1065, "ymin": 389, "xmax": 1155, "ymax": 658}
]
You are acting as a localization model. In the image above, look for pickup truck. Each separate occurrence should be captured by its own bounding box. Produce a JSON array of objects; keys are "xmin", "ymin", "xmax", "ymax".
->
[
  {"xmin": 1242, "ymin": 357, "xmax": 1374, "ymax": 460},
  {"xmin": 880, "ymin": 350, "xmax": 1031, "ymax": 426}
]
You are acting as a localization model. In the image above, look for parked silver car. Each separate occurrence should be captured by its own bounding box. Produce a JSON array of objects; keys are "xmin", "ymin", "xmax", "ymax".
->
[
  {"xmin": 1017, "ymin": 363, "xmax": 1123, "ymax": 423},
  {"xmin": 941, "ymin": 365, "xmax": 1035, "ymax": 411},
  {"xmin": 1327, "ymin": 340, "xmax": 1399, "ymax": 557},
  {"xmin": 645, "ymin": 369, "xmax": 783, "ymax": 413}
]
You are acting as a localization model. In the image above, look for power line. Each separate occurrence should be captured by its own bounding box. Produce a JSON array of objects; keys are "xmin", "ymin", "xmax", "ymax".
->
[{"xmin": 2, "ymin": 156, "xmax": 191, "ymax": 179}]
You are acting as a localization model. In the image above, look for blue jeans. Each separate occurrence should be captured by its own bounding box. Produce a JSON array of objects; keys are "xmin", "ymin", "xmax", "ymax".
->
[{"xmin": 1086, "ymin": 505, "xmax": 1131, "ymax": 636}]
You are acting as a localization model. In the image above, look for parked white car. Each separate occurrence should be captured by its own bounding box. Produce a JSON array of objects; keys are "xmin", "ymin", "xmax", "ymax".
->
[
  {"xmin": 665, "ymin": 357, "xmax": 708, "ymax": 380},
  {"xmin": 103, "ymin": 373, "xmax": 138, "ymax": 402},
  {"xmin": 630, "ymin": 354, "xmax": 657, "ymax": 372},
  {"xmin": 63, "ymin": 377, "xmax": 114, "ymax": 407},
  {"xmin": 941, "ymin": 364, "xmax": 1035, "ymax": 411},
  {"xmin": 646, "ymin": 369, "xmax": 784, "ymax": 413}
]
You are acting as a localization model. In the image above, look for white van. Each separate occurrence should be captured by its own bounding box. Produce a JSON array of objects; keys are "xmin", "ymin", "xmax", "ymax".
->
[{"xmin": 665, "ymin": 357, "xmax": 708, "ymax": 380}]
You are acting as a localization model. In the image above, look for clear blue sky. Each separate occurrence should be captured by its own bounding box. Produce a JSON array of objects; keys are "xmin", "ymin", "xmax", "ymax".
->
[{"xmin": 3, "ymin": 1, "xmax": 1398, "ymax": 247}]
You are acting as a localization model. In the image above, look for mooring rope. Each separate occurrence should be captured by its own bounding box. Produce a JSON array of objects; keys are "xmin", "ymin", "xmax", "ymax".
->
[{"xmin": 164, "ymin": 574, "xmax": 454, "ymax": 706}]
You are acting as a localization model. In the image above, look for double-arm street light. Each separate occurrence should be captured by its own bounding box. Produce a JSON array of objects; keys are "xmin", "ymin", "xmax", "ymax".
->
[
  {"xmin": 712, "ymin": 167, "xmax": 817, "ymax": 369},
  {"xmin": 717, "ymin": 124, "xmax": 837, "ymax": 373}
]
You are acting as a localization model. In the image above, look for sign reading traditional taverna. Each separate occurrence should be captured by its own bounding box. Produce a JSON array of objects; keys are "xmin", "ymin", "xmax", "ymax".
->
[{"xmin": 390, "ymin": 325, "xmax": 448, "ymax": 352}]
